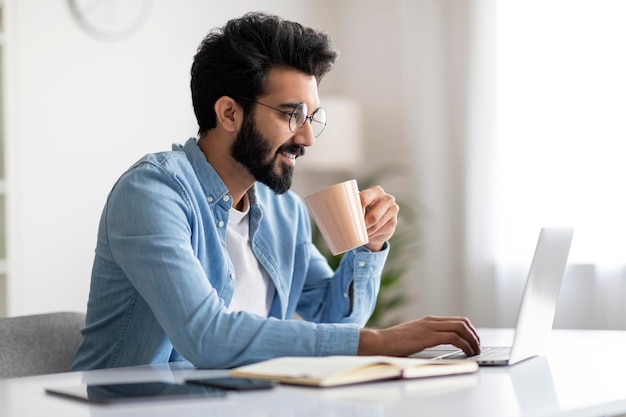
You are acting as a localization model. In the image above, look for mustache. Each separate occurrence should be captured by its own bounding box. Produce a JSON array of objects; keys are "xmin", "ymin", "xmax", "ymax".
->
[{"xmin": 278, "ymin": 143, "xmax": 305, "ymax": 158}]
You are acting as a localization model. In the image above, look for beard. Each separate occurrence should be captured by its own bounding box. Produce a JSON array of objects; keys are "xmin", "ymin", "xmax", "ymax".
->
[{"xmin": 231, "ymin": 115, "xmax": 304, "ymax": 195}]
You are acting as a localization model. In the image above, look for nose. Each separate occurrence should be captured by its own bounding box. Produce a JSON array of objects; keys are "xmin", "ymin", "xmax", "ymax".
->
[{"xmin": 293, "ymin": 120, "xmax": 315, "ymax": 147}]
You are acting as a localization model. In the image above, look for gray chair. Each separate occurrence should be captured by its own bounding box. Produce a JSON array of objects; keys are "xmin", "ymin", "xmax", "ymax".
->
[{"xmin": 0, "ymin": 311, "xmax": 85, "ymax": 378}]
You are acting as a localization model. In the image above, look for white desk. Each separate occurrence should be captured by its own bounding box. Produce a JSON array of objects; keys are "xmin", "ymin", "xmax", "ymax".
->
[{"xmin": 2, "ymin": 329, "xmax": 626, "ymax": 417}]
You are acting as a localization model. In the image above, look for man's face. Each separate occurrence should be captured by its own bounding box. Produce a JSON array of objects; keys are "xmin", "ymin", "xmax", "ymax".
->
[
  {"xmin": 231, "ymin": 67, "xmax": 319, "ymax": 194},
  {"xmin": 231, "ymin": 114, "xmax": 303, "ymax": 194}
]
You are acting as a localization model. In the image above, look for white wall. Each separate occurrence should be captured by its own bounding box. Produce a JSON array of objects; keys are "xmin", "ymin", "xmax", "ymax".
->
[
  {"xmin": 5, "ymin": 0, "xmax": 419, "ymax": 316},
  {"xmin": 5, "ymin": 0, "xmax": 318, "ymax": 315}
]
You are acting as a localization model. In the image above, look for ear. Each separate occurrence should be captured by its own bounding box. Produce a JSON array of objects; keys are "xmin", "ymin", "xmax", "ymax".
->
[{"xmin": 214, "ymin": 96, "xmax": 243, "ymax": 133}]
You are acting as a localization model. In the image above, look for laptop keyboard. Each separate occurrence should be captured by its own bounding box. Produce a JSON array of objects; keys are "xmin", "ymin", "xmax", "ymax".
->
[{"xmin": 447, "ymin": 346, "xmax": 511, "ymax": 361}]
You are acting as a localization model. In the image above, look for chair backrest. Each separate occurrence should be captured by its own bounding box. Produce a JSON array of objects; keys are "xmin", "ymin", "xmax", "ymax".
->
[{"xmin": 0, "ymin": 311, "xmax": 85, "ymax": 378}]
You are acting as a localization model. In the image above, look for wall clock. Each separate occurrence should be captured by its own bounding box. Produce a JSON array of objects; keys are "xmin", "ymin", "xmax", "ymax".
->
[{"xmin": 67, "ymin": 0, "xmax": 153, "ymax": 41}]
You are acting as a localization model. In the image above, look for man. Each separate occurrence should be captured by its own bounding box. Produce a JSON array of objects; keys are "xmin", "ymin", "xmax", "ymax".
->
[{"xmin": 72, "ymin": 12, "xmax": 480, "ymax": 371}]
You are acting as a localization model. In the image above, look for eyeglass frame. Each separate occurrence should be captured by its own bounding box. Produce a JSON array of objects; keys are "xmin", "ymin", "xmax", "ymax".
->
[{"xmin": 236, "ymin": 96, "xmax": 327, "ymax": 138}]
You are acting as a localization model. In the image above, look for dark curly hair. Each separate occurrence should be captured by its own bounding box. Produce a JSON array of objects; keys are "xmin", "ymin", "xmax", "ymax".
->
[{"xmin": 190, "ymin": 12, "xmax": 339, "ymax": 135}]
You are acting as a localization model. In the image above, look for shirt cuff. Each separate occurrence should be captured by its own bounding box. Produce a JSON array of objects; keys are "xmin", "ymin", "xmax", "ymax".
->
[{"xmin": 315, "ymin": 323, "xmax": 361, "ymax": 355}]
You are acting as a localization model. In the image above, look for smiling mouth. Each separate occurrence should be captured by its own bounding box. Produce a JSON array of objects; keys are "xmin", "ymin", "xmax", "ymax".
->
[
  {"xmin": 281, "ymin": 150, "xmax": 298, "ymax": 160},
  {"xmin": 278, "ymin": 145, "xmax": 305, "ymax": 161}
]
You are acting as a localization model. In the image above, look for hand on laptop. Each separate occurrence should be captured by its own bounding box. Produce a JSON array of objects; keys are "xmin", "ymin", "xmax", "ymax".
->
[{"xmin": 357, "ymin": 315, "xmax": 481, "ymax": 357}]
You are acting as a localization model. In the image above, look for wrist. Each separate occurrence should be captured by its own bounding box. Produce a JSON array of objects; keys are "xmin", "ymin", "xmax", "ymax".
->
[
  {"xmin": 364, "ymin": 241, "xmax": 386, "ymax": 252},
  {"xmin": 357, "ymin": 328, "xmax": 384, "ymax": 356},
  {"xmin": 365, "ymin": 243, "xmax": 383, "ymax": 252}
]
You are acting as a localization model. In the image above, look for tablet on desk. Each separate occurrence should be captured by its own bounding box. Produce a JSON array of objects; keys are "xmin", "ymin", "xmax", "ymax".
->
[{"xmin": 45, "ymin": 381, "xmax": 226, "ymax": 405}]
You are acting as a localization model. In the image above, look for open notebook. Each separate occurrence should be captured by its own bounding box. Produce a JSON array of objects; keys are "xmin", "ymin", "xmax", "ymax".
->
[
  {"xmin": 413, "ymin": 227, "xmax": 574, "ymax": 366},
  {"xmin": 229, "ymin": 355, "xmax": 478, "ymax": 387}
]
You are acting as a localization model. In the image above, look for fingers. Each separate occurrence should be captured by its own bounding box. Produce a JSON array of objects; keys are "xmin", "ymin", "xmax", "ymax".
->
[
  {"xmin": 421, "ymin": 315, "xmax": 481, "ymax": 356},
  {"xmin": 425, "ymin": 315, "xmax": 481, "ymax": 347},
  {"xmin": 368, "ymin": 315, "xmax": 481, "ymax": 357},
  {"xmin": 359, "ymin": 186, "xmax": 399, "ymax": 250},
  {"xmin": 360, "ymin": 186, "xmax": 396, "ymax": 229}
]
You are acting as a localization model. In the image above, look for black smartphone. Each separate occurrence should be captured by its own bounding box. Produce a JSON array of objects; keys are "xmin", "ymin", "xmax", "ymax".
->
[{"xmin": 186, "ymin": 376, "xmax": 276, "ymax": 391}]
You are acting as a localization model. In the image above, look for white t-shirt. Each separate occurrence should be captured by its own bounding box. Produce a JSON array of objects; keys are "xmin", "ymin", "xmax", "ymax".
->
[{"xmin": 225, "ymin": 195, "xmax": 275, "ymax": 316}]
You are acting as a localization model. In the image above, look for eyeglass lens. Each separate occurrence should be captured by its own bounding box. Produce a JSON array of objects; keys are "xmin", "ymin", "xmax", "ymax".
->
[{"xmin": 290, "ymin": 103, "xmax": 327, "ymax": 138}]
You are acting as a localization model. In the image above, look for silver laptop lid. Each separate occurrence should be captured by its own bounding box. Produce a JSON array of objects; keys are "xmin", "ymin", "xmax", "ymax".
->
[{"xmin": 508, "ymin": 227, "xmax": 574, "ymax": 365}]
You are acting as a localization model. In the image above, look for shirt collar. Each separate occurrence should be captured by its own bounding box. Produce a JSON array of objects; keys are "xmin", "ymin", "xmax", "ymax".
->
[{"xmin": 177, "ymin": 138, "xmax": 257, "ymax": 209}]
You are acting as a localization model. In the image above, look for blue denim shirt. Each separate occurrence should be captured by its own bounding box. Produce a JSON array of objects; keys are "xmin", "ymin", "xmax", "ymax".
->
[{"xmin": 72, "ymin": 138, "xmax": 388, "ymax": 370}]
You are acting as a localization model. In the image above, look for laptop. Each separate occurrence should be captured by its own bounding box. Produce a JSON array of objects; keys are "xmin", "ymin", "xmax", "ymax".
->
[{"xmin": 413, "ymin": 227, "xmax": 574, "ymax": 366}]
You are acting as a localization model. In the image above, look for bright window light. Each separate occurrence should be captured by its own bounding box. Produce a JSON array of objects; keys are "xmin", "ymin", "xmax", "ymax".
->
[{"xmin": 495, "ymin": 0, "xmax": 626, "ymax": 264}]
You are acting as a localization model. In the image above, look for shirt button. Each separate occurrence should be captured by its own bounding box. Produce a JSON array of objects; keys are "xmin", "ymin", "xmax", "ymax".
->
[
  {"xmin": 343, "ymin": 292, "xmax": 349, "ymax": 298},
  {"xmin": 229, "ymin": 273, "xmax": 235, "ymax": 280},
  {"xmin": 207, "ymin": 196, "xmax": 214, "ymax": 203},
  {"xmin": 358, "ymin": 261, "xmax": 366, "ymax": 267},
  {"xmin": 218, "ymin": 221, "xmax": 225, "ymax": 228},
  {"xmin": 223, "ymin": 195, "xmax": 230, "ymax": 202}
]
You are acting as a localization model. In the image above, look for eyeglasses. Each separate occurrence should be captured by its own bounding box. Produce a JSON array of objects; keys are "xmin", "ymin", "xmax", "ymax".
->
[{"xmin": 238, "ymin": 97, "xmax": 327, "ymax": 138}]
